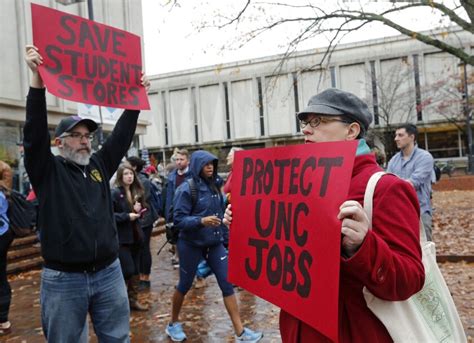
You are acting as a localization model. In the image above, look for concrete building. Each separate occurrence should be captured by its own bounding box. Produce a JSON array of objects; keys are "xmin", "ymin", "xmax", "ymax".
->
[
  {"xmin": 0, "ymin": 0, "xmax": 148, "ymax": 191},
  {"xmin": 145, "ymin": 28, "xmax": 473, "ymax": 171}
]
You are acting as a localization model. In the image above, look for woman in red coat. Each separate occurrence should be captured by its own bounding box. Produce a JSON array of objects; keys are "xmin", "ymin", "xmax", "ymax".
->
[{"xmin": 225, "ymin": 88, "xmax": 424, "ymax": 343}]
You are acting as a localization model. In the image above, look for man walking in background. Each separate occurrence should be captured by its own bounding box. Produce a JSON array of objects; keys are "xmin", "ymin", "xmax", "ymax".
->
[
  {"xmin": 163, "ymin": 149, "xmax": 191, "ymax": 268},
  {"xmin": 387, "ymin": 123, "xmax": 435, "ymax": 241}
]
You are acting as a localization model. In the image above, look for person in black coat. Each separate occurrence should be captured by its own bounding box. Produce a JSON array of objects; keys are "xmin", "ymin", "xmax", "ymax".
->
[
  {"xmin": 112, "ymin": 162, "xmax": 149, "ymax": 311},
  {"xmin": 126, "ymin": 156, "xmax": 158, "ymax": 289}
]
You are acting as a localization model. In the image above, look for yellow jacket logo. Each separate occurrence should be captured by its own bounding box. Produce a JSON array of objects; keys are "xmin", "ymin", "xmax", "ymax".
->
[{"xmin": 90, "ymin": 169, "xmax": 103, "ymax": 182}]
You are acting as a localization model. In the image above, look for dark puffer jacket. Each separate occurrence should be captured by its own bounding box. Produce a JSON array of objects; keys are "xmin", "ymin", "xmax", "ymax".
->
[{"xmin": 172, "ymin": 150, "xmax": 225, "ymax": 247}]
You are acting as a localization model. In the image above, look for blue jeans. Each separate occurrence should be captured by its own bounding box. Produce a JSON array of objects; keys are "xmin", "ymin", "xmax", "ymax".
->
[
  {"xmin": 40, "ymin": 258, "xmax": 130, "ymax": 342},
  {"xmin": 139, "ymin": 225, "xmax": 153, "ymax": 275},
  {"xmin": 0, "ymin": 229, "xmax": 14, "ymax": 322}
]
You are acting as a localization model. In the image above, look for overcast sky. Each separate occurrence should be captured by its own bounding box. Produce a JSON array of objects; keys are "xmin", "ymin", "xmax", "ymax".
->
[{"xmin": 141, "ymin": 0, "xmax": 459, "ymax": 75}]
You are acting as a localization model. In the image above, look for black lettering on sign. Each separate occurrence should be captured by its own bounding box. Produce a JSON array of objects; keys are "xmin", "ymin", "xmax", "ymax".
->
[
  {"xmin": 297, "ymin": 250, "xmax": 313, "ymax": 298},
  {"xmin": 118, "ymin": 85, "xmax": 127, "ymax": 105},
  {"xmin": 79, "ymin": 21, "xmax": 97, "ymax": 51},
  {"xmin": 252, "ymin": 159, "xmax": 265, "ymax": 195},
  {"xmin": 112, "ymin": 30, "xmax": 126, "ymax": 57},
  {"xmin": 98, "ymin": 56, "xmax": 109, "ymax": 79},
  {"xmin": 119, "ymin": 61, "xmax": 130, "ymax": 84},
  {"xmin": 240, "ymin": 157, "xmax": 253, "ymax": 196},
  {"xmin": 58, "ymin": 75, "xmax": 73, "ymax": 97},
  {"xmin": 300, "ymin": 157, "xmax": 316, "ymax": 196},
  {"xmin": 93, "ymin": 81, "xmax": 106, "ymax": 102},
  {"xmin": 274, "ymin": 159, "xmax": 290, "ymax": 194},
  {"xmin": 45, "ymin": 45, "xmax": 63, "ymax": 74},
  {"xmin": 63, "ymin": 49, "xmax": 82, "ymax": 76},
  {"xmin": 57, "ymin": 15, "xmax": 77, "ymax": 45},
  {"xmin": 106, "ymin": 82, "xmax": 118, "ymax": 105},
  {"xmin": 275, "ymin": 201, "xmax": 291, "ymax": 241},
  {"xmin": 263, "ymin": 161, "xmax": 273, "ymax": 195},
  {"xmin": 109, "ymin": 59, "xmax": 119, "ymax": 83},
  {"xmin": 245, "ymin": 238, "xmax": 269, "ymax": 280},
  {"xmin": 318, "ymin": 157, "xmax": 343, "ymax": 197},
  {"xmin": 128, "ymin": 87, "xmax": 140, "ymax": 106},
  {"xmin": 75, "ymin": 78, "xmax": 93, "ymax": 100},
  {"xmin": 293, "ymin": 202, "xmax": 309, "ymax": 247},
  {"xmin": 282, "ymin": 246, "xmax": 296, "ymax": 291},
  {"xmin": 131, "ymin": 64, "xmax": 142, "ymax": 84},
  {"xmin": 84, "ymin": 53, "xmax": 97, "ymax": 78},
  {"xmin": 288, "ymin": 158, "xmax": 301, "ymax": 195},
  {"xmin": 266, "ymin": 244, "xmax": 282, "ymax": 286},
  {"xmin": 255, "ymin": 199, "xmax": 274, "ymax": 238},
  {"xmin": 92, "ymin": 24, "xmax": 110, "ymax": 52}
]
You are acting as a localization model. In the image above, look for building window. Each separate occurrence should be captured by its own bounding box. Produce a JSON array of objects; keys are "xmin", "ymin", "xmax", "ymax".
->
[
  {"xmin": 370, "ymin": 61, "xmax": 379, "ymax": 125},
  {"xmin": 192, "ymin": 87, "xmax": 199, "ymax": 143},
  {"xmin": 293, "ymin": 72, "xmax": 300, "ymax": 132},
  {"xmin": 162, "ymin": 92, "xmax": 169, "ymax": 146},
  {"xmin": 224, "ymin": 82, "xmax": 231, "ymax": 140},
  {"xmin": 418, "ymin": 130, "xmax": 464, "ymax": 158},
  {"xmin": 257, "ymin": 77, "xmax": 265, "ymax": 136},
  {"xmin": 330, "ymin": 67, "xmax": 336, "ymax": 88},
  {"xmin": 413, "ymin": 54, "xmax": 422, "ymax": 121}
]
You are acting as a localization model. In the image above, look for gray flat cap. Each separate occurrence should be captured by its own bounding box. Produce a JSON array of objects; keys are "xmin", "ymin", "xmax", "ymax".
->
[{"xmin": 297, "ymin": 88, "xmax": 372, "ymax": 132}]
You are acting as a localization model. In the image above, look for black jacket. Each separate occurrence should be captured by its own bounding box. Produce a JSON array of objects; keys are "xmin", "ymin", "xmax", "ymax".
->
[
  {"xmin": 111, "ymin": 187, "xmax": 140, "ymax": 245},
  {"xmin": 24, "ymin": 87, "xmax": 140, "ymax": 272},
  {"xmin": 137, "ymin": 171, "xmax": 157, "ymax": 228}
]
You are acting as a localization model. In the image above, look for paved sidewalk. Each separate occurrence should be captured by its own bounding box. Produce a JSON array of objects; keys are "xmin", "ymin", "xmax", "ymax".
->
[{"xmin": 4, "ymin": 234, "xmax": 281, "ymax": 342}]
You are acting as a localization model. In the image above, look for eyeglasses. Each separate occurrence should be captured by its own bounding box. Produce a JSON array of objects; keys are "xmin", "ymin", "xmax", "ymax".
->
[
  {"xmin": 299, "ymin": 116, "xmax": 352, "ymax": 129},
  {"xmin": 60, "ymin": 132, "xmax": 94, "ymax": 141}
]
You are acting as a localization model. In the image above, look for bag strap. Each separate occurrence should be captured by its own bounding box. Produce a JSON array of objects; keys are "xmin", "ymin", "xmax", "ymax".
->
[
  {"xmin": 363, "ymin": 171, "xmax": 387, "ymax": 228},
  {"xmin": 363, "ymin": 171, "xmax": 426, "ymax": 244},
  {"xmin": 187, "ymin": 178, "xmax": 198, "ymax": 209},
  {"xmin": 0, "ymin": 212, "xmax": 8, "ymax": 225}
]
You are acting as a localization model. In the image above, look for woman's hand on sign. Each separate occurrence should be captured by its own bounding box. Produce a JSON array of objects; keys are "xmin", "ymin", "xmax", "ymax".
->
[
  {"xmin": 223, "ymin": 204, "xmax": 232, "ymax": 227},
  {"xmin": 24, "ymin": 45, "xmax": 44, "ymax": 88},
  {"xmin": 338, "ymin": 200, "xmax": 370, "ymax": 258},
  {"xmin": 141, "ymin": 73, "xmax": 151, "ymax": 92},
  {"xmin": 201, "ymin": 215, "xmax": 221, "ymax": 227}
]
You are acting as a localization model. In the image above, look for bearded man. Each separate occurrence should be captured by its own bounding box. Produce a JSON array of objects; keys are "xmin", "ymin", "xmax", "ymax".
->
[{"xmin": 23, "ymin": 45, "xmax": 150, "ymax": 342}]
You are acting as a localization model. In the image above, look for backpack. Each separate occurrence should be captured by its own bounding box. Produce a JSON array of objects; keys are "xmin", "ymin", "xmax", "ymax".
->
[
  {"xmin": 7, "ymin": 190, "xmax": 36, "ymax": 237},
  {"xmin": 149, "ymin": 182, "xmax": 162, "ymax": 217},
  {"xmin": 165, "ymin": 178, "xmax": 198, "ymax": 245}
]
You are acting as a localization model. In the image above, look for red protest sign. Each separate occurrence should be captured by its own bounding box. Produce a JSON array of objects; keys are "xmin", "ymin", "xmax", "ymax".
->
[
  {"xmin": 31, "ymin": 3, "xmax": 149, "ymax": 110},
  {"xmin": 228, "ymin": 141, "xmax": 357, "ymax": 342}
]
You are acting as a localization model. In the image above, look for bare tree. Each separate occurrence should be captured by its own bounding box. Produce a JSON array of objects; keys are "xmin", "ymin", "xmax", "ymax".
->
[
  {"xmin": 364, "ymin": 59, "xmax": 418, "ymax": 159},
  {"xmin": 366, "ymin": 60, "xmax": 473, "ymax": 160},
  {"xmin": 165, "ymin": 0, "xmax": 473, "ymax": 169},
  {"xmin": 199, "ymin": 0, "xmax": 473, "ymax": 67}
]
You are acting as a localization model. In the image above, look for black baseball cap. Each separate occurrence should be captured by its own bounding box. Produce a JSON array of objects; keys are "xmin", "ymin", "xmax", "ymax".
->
[
  {"xmin": 55, "ymin": 116, "xmax": 98, "ymax": 138},
  {"xmin": 297, "ymin": 88, "xmax": 373, "ymax": 134}
]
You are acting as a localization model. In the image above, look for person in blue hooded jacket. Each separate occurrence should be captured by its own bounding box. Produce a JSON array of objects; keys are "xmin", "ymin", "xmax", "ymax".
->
[{"xmin": 165, "ymin": 150, "xmax": 263, "ymax": 343}]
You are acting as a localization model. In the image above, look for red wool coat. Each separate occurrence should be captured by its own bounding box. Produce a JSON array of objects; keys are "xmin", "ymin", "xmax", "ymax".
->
[{"xmin": 279, "ymin": 153, "xmax": 425, "ymax": 343}]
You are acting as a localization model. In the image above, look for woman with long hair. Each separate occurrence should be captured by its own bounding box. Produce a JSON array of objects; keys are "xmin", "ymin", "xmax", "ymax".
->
[
  {"xmin": 0, "ymin": 181, "xmax": 13, "ymax": 335},
  {"xmin": 111, "ymin": 162, "xmax": 149, "ymax": 311}
]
